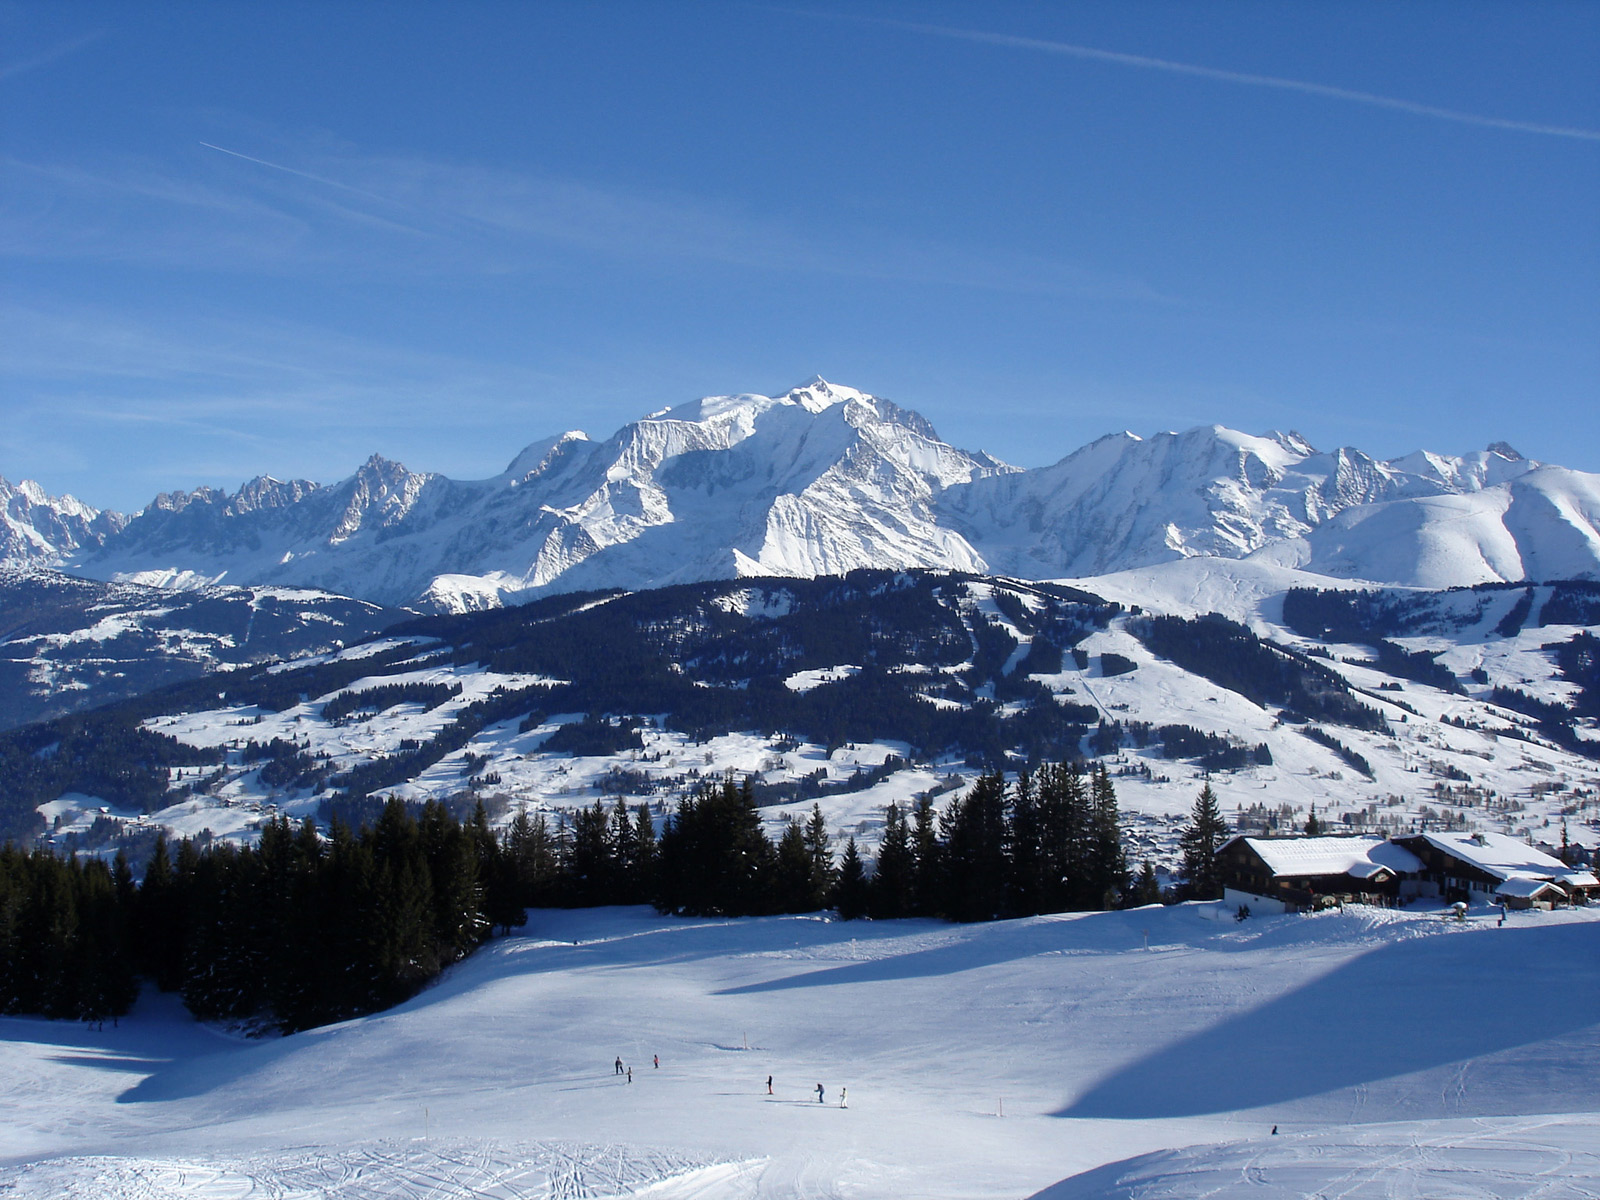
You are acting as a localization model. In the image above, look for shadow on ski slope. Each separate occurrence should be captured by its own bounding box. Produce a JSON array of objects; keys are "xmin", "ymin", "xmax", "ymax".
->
[{"xmin": 1057, "ymin": 921, "xmax": 1600, "ymax": 1119}]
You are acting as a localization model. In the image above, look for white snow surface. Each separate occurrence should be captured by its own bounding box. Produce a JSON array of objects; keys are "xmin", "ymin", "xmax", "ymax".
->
[{"xmin": 2, "ymin": 904, "xmax": 1598, "ymax": 1199}]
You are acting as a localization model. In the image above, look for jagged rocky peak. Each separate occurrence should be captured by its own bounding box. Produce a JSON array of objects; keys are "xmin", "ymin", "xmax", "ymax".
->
[
  {"xmin": 146, "ymin": 485, "xmax": 225, "ymax": 515},
  {"xmin": 1275, "ymin": 430, "xmax": 1319, "ymax": 457},
  {"xmin": 0, "ymin": 474, "xmax": 126, "ymax": 564},
  {"xmin": 231, "ymin": 475, "xmax": 320, "ymax": 513},
  {"xmin": 1488, "ymin": 441, "xmax": 1524, "ymax": 462}
]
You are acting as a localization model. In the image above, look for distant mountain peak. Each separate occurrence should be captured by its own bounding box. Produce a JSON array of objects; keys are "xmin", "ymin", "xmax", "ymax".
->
[{"xmin": 4, "ymin": 387, "xmax": 1598, "ymax": 606}]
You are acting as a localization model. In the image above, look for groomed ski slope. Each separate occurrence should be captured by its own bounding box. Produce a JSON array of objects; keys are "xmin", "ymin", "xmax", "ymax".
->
[{"xmin": 1, "ymin": 903, "xmax": 1597, "ymax": 1198}]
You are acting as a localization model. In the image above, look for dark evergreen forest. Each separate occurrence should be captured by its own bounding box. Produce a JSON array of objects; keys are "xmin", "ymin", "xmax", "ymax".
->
[{"xmin": 1, "ymin": 763, "xmax": 1153, "ymax": 1033}]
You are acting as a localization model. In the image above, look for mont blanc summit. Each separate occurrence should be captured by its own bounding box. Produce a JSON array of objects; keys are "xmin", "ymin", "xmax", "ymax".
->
[{"xmin": 3, "ymin": 381, "xmax": 1598, "ymax": 610}]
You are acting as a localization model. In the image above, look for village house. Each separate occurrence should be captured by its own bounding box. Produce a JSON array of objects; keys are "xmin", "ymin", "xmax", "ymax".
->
[
  {"xmin": 1218, "ymin": 835, "xmax": 1422, "ymax": 915},
  {"xmin": 1391, "ymin": 830, "xmax": 1599, "ymax": 909}
]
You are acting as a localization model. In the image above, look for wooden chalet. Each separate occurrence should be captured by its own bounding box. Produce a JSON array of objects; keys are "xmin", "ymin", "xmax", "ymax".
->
[
  {"xmin": 1218, "ymin": 835, "xmax": 1422, "ymax": 915},
  {"xmin": 1391, "ymin": 831, "xmax": 1598, "ymax": 907}
]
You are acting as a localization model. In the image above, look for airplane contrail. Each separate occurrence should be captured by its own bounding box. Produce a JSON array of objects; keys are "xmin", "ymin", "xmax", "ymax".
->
[
  {"xmin": 197, "ymin": 141, "xmax": 394, "ymax": 201},
  {"xmin": 817, "ymin": 13, "xmax": 1600, "ymax": 143}
]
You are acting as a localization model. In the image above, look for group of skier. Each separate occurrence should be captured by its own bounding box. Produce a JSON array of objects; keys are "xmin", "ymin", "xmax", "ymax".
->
[
  {"xmin": 614, "ymin": 1059, "xmax": 846, "ymax": 1107},
  {"xmin": 612, "ymin": 1053, "xmax": 662, "ymax": 1083}
]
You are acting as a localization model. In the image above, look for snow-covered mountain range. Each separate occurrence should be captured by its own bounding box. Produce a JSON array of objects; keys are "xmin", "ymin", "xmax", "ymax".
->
[{"xmin": 5, "ymin": 379, "xmax": 1599, "ymax": 611}]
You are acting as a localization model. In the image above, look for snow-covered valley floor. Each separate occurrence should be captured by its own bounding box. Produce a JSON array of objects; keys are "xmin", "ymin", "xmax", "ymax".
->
[{"xmin": 2, "ymin": 903, "xmax": 1598, "ymax": 1199}]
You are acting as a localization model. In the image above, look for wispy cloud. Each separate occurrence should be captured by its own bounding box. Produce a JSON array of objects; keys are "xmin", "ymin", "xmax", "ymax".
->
[
  {"xmin": 823, "ymin": 14, "xmax": 1600, "ymax": 143},
  {"xmin": 0, "ymin": 301, "xmax": 580, "ymax": 507},
  {"xmin": 0, "ymin": 29, "xmax": 104, "ymax": 84},
  {"xmin": 1, "ymin": 137, "xmax": 1166, "ymax": 301}
]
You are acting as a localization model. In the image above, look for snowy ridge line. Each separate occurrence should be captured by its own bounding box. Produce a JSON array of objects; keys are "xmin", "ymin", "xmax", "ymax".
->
[{"xmin": 5, "ymin": 380, "xmax": 1599, "ymax": 611}]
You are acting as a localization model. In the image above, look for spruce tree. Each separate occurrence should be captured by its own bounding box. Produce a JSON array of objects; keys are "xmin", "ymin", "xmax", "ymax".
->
[
  {"xmin": 1179, "ymin": 783, "xmax": 1229, "ymax": 900},
  {"xmin": 606, "ymin": 799, "xmax": 637, "ymax": 903},
  {"xmin": 869, "ymin": 802, "xmax": 915, "ymax": 919},
  {"xmin": 1087, "ymin": 766, "xmax": 1129, "ymax": 909},
  {"xmin": 773, "ymin": 818, "xmax": 815, "ymax": 913},
  {"xmin": 939, "ymin": 771, "xmax": 1008, "ymax": 922},
  {"xmin": 1128, "ymin": 860, "xmax": 1163, "ymax": 907},
  {"xmin": 566, "ymin": 800, "xmax": 618, "ymax": 906},
  {"xmin": 137, "ymin": 834, "xmax": 185, "ymax": 992},
  {"xmin": 505, "ymin": 805, "xmax": 560, "ymax": 908},
  {"xmin": 629, "ymin": 803, "xmax": 657, "ymax": 901},
  {"xmin": 909, "ymin": 793, "xmax": 940, "ymax": 917},
  {"xmin": 1006, "ymin": 770, "xmax": 1042, "ymax": 916},
  {"xmin": 802, "ymin": 803, "xmax": 837, "ymax": 910},
  {"xmin": 1034, "ymin": 762, "xmax": 1088, "ymax": 912},
  {"xmin": 654, "ymin": 774, "xmax": 774, "ymax": 916},
  {"xmin": 832, "ymin": 837, "xmax": 869, "ymax": 921}
]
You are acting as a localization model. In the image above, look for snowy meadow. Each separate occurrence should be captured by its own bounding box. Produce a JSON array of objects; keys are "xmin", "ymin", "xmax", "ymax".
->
[{"xmin": 2, "ymin": 901, "xmax": 1597, "ymax": 1198}]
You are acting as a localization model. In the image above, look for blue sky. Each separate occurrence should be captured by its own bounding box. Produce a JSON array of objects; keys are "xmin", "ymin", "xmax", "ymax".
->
[{"xmin": 2, "ymin": 0, "xmax": 1596, "ymax": 512}]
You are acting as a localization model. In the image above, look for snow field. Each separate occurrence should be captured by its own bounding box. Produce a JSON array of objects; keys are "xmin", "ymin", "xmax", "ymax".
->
[{"xmin": 2, "ymin": 902, "xmax": 1597, "ymax": 1198}]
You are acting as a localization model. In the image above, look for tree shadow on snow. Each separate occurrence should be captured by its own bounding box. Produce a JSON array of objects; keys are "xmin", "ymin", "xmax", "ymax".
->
[
  {"xmin": 1056, "ymin": 923, "xmax": 1600, "ymax": 1120},
  {"xmin": 713, "ymin": 918, "xmax": 1093, "ymax": 995}
]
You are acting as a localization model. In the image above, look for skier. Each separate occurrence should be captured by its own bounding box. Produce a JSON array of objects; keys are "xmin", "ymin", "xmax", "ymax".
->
[
  {"xmin": 614, "ymin": 1056, "xmax": 624, "ymax": 1076},
  {"xmin": 839, "ymin": 1087, "xmax": 848, "ymax": 1109},
  {"xmin": 653, "ymin": 1054, "xmax": 659, "ymax": 1069},
  {"xmin": 815, "ymin": 1083, "xmax": 825, "ymax": 1104},
  {"xmin": 627, "ymin": 1067, "xmax": 633, "ymax": 1084},
  {"xmin": 766, "ymin": 1075, "xmax": 773, "ymax": 1095}
]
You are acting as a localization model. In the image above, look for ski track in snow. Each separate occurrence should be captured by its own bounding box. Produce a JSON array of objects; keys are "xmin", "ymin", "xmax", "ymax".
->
[{"xmin": 0, "ymin": 1140, "xmax": 740, "ymax": 1200}]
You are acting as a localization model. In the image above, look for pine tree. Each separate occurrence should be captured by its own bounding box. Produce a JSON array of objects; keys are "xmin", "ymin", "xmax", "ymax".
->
[
  {"xmin": 1006, "ymin": 770, "xmax": 1042, "ymax": 916},
  {"xmin": 1179, "ymin": 784, "xmax": 1229, "ymax": 900},
  {"xmin": 773, "ymin": 818, "xmax": 815, "ymax": 913},
  {"xmin": 868, "ymin": 802, "xmax": 915, "ymax": 919},
  {"xmin": 1128, "ymin": 860, "xmax": 1163, "ymax": 907},
  {"xmin": 1087, "ymin": 765, "xmax": 1129, "ymax": 909},
  {"xmin": 939, "ymin": 771, "xmax": 1008, "ymax": 922},
  {"xmin": 832, "ymin": 837, "xmax": 869, "ymax": 921},
  {"xmin": 137, "ymin": 834, "xmax": 185, "ymax": 992},
  {"xmin": 909, "ymin": 793, "xmax": 940, "ymax": 917},
  {"xmin": 566, "ymin": 800, "xmax": 617, "ymax": 906},
  {"xmin": 505, "ymin": 805, "xmax": 560, "ymax": 908},
  {"xmin": 654, "ymin": 774, "xmax": 774, "ymax": 916},
  {"xmin": 629, "ymin": 802, "xmax": 657, "ymax": 901},
  {"xmin": 802, "ymin": 803, "xmax": 837, "ymax": 910},
  {"xmin": 1034, "ymin": 762, "xmax": 1088, "ymax": 912}
]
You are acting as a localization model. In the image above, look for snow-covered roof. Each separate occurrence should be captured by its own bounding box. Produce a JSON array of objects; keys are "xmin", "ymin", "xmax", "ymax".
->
[
  {"xmin": 1494, "ymin": 877, "xmax": 1565, "ymax": 899},
  {"xmin": 1234, "ymin": 836, "xmax": 1421, "ymax": 880},
  {"xmin": 1410, "ymin": 831, "xmax": 1577, "ymax": 884}
]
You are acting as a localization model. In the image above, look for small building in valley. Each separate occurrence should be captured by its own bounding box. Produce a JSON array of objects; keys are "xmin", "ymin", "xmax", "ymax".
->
[{"xmin": 1219, "ymin": 835, "xmax": 1423, "ymax": 915}]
